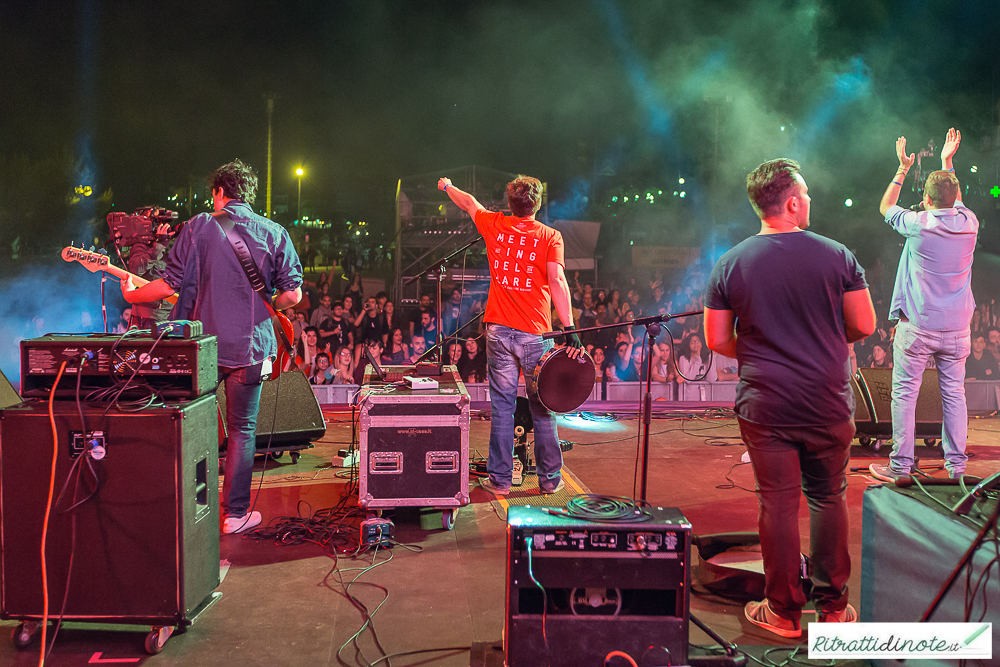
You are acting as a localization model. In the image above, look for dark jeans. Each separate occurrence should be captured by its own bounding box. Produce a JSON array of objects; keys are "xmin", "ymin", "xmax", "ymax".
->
[
  {"xmin": 738, "ymin": 417, "xmax": 855, "ymax": 621},
  {"xmin": 220, "ymin": 365, "xmax": 264, "ymax": 517}
]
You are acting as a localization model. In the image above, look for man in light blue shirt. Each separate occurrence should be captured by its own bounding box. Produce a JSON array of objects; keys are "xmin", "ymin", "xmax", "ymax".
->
[{"xmin": 871, "ymin": 128, "xmax": 978, "ymax": 481}]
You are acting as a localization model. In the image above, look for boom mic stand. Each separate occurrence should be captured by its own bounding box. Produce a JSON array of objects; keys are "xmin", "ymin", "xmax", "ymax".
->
[
  {"xmin": 543, "ymin": 309, "xmax": 703, "ymax": 503},
  {"xmin": 404, "ymin": 236, "xmax": 483, "ymax": 375},
  {"xmin": 419, "ymin": 311, "xmax": 485, "ymax": 368}
]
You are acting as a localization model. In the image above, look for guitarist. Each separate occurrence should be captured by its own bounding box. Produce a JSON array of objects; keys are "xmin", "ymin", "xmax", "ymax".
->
[{"xmin": 121, "ymin": 159, "xmax": 302, "ymax": 535}]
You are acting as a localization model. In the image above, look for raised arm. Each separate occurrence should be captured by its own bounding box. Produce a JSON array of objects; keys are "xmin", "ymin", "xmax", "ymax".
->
[
  {"xmin": 438, "ymin": 178, "xmax": 485, "ymax": 218},
  {"xmin": 941, "ymin": 127, "xmax": 963, "ymax": 204},
  {"xmin": 879, "ymin": 136, "xmax": 915, "ymax": 217}
]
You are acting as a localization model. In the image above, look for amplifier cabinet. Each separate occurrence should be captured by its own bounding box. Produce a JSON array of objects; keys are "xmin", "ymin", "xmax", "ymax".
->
[
  {"xmin": 506, "ymin": 505, "xmax": 691, "ymax": 667},
  {"xmin": 0, "ymin": 394, "xmax": 219, "ymax": 624},
  {"xmin": 20, "ymin": 333, "xmax": 218, "ymax": 400},
  {"xmin": 357, "ymin": 367, "xmax": 470, "ymax": 510}
]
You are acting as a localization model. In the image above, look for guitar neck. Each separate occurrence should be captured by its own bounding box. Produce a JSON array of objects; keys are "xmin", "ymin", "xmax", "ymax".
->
[{"xmin": 61, "ymin": 246, "xmax": 178, "ymax": 305}]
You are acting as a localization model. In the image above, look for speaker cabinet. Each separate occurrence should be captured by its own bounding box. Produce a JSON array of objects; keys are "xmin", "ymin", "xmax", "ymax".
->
[
  {"xmin": 854, "ymin": 368, "xmax": 943, "ymax": 440},
  {"xmin": 506, "ymin": 506, "xmax": 691, "ymax": 667},
  {"xmin": 0, "ymin": 394, "xmax": 219, "ymax": 623},
  {"xmin": 217, "ymin": 370, "xmax": 326, "ymax": 447}
]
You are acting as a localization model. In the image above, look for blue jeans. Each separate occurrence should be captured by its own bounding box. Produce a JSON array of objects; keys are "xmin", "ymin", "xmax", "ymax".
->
[
  {"xmin": 220, "ymin": 365, "xmax": 263, "ymax": 517},
  {"xmin": 739, "ymin": 417, "xmax": 855, "ymax": 621},
  {"xmin": 890, "ymin": 321, "xmax": 970, "ymax": 476},
  {"xmin": 485, "ymin": 324, "xmax": 562, "ymax": 488}
]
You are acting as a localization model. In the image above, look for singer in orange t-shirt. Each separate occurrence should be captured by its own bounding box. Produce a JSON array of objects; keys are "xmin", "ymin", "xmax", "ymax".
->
[{"xmin": 439, "ymin": 175, "xmax": 582, "ymax": 495}]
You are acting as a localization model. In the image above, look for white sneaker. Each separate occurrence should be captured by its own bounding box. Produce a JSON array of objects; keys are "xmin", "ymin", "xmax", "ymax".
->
[{"xmin": 223, "ymin": 511, "xmax": 262, "ymax": 534}]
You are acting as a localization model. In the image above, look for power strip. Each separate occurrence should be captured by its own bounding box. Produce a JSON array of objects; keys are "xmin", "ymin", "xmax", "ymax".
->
[{"xmin": 360, "ymin": 517, "xmax": 394, "ymax": 548}]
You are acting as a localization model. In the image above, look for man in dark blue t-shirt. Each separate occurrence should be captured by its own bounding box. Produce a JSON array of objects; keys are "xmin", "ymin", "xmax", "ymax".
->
[{"xmin": 704, "ymin": 158, "xmax": 876, "ymax": 638}]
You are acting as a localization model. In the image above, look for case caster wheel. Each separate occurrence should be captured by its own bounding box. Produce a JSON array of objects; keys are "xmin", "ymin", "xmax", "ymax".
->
[
  {"xmin": 442, "ymin": 508, "xmax": 458, "ymax": 531},
  {"xmin": 923, "ymin": 438, "xmax": 938, "ymax": 446},
  {"xmin": 290, "ymin": 451, "xmax": 300, "ymax": 463},
  {"xmin": 270, "ymin": 451, "xmax": 283, "ymax": 460},
  {"xmin": 12, "ymin": 621, "xmax": 40, "ymax": 649},
  {"xmin": 145, "ymin": 626, "xmax": 174, "ymax": 655},
  {"xmin": 858, "ymin": 436, "xmax": 872, "ymax": 447}
]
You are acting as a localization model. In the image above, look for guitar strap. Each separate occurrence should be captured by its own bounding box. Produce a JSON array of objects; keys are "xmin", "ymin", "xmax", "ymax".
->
[{"xmin": 215, "ymin": 211, "xmax": 296, "ymax": 360}]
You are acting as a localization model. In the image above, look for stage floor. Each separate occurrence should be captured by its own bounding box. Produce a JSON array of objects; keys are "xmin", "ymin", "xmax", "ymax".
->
[{"xmin": 2, "ymin": 405, "xmax": 998, "ymax": 666}]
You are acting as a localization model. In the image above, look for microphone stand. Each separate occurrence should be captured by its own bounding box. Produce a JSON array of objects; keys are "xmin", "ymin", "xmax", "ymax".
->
[
  {"xmin": 404, "ymin": 235, "xmax": 483, "ymax": 375},
  {"xmin": 543, "ymin": 309, "xmax": 703, "ymax": 503},
  {"xmin": 419, "ymin": 311, "xmax": 485, "ymax": 367}
]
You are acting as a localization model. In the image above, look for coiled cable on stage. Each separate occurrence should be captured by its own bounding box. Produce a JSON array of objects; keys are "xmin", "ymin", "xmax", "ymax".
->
[
  {"xmin": 545, "ymin": 494, "xmax": 652, "ymax": 522},
  {"xmin": 578, "ymin": 411, "xmax": 619, "ymax": 422}
]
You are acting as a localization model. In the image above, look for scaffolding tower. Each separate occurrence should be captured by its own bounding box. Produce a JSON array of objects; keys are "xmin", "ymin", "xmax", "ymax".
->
[{"xmin": 393, "ymin": 165, "xmax": 518, "ymax": 303}]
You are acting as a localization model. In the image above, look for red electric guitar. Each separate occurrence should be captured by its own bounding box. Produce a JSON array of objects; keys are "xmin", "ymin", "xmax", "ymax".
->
[{"xmin": 62, "ymin": 245, "xmax": 302, "ymax": 377}]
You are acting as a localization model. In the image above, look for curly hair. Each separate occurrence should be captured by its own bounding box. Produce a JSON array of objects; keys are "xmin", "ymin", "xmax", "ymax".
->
[
  {"xmin": 506, "ymin": 175, "xmax": 544, "ymax": 217},
  {"xmin": 210, "ymin": 159, "xmax": 258, "ymax": 204},
  {"xmin": 746, "ymin": 158, "xmax": 801, "ymax": 219}
]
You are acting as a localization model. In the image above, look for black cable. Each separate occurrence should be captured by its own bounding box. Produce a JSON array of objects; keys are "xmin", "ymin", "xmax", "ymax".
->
[
  {"xmin": 525, "ymin": 537, "xmax": 552, "ymax": 667},
  {"xmin": 717, "ymin": 461, "xmax": 757, "ymax": 493},
  {"xmin": 544, "ymin": 494, "xmax": 652, "ymax": 523}
]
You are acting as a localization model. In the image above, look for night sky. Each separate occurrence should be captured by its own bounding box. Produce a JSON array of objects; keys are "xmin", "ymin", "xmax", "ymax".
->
[
  {"xmin": 1, "ymin": 0, "xmax": 999, "ymax": 381},
  {"xmin": 3, "ymin": 0, "xmax": 997, "ymax": 223}
]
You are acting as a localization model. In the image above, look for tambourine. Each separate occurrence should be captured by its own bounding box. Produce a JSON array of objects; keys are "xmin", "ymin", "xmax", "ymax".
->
[{"xmin": 531, "ymin": 347, "xmax": 595, "ymax": 413}]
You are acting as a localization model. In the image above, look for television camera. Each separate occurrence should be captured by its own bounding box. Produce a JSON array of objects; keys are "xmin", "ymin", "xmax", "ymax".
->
[{"xmin": 106, "ymin": 206, "xmax": 179, "ymax": 248}]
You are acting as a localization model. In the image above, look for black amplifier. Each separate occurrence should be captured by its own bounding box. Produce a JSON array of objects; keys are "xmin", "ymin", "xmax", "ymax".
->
[
  {"xmin": 506, "ymin": 505, "xmax": 691, "ymax": 667},
  {"xmin": 20, "ymin": 334, "xmax": 218, "ymax": 399}
]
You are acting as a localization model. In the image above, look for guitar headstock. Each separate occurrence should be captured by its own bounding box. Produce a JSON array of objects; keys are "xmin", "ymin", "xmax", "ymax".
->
[{"xmin": 61, "ymin": 245, "xmax": 111, "ymax": 273}]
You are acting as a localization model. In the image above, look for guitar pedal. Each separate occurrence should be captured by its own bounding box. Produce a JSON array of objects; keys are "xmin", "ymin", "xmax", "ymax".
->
[
  {"xmin": 512, "ymin": 458, "xmax": 524, "ymax": 487},
  {"xmin": 152, "ymin": 320, "xmax": 203, "ymax": 339}
]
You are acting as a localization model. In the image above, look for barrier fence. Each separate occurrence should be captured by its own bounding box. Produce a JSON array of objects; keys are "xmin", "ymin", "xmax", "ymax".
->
[{"xmin": 311, "ymin": 379, "xmax": 1000, "ymax": 412}]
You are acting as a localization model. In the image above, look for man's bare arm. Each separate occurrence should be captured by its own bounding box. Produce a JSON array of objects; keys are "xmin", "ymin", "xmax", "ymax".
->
[
  {"xmin": 704, "ymin": 308, "xmax": 737, "ymax": 359},
  {"xmin": 274, "ymin": 287, "xmax": 302, "ymax": 311},
  {"xmin": 941, "ymin": 127, "xmax": 963, "ymax": 204},
  {"xmin": 879, "ymin": 136, "xmax": 915, "ymax": 217},
  {"xmin": 843, "ymin": 288, "xmax": 877, "ymax": 343},
  {"xmin": 121, "ymin": 277, "xmax": 176, "ymax": 304},
  {"xmin": 546, "ymin": 262, "xmax": 574, "ymax": 330},
  {"xmin": 438, "ymin": 177, "xmax": 485, "ymax": 218}
]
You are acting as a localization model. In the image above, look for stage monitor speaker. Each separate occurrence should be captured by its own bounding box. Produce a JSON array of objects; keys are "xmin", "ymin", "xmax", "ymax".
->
[
  {"xmin": 216, "ymin": 369, "xmax": 326, "ymax": 448},
  {"xmin": 851, "ymin": 375, "xmax": 872, "ymax": 423},
  {"xmin": 0, "ymin": 369, "xmax": 20, "ymax": 409},
  {"xmin": 0, "ymin": 394, "xmax": 219, "ymax": 623},
  {"xmin": 854, "ymin": 367, "xmax": 943, "ymax": 439},
  {"xmin": 861, "ymin": 484, "xmax": 1000, "ymax": 659},
  {"xmin": 506, "ymin": 505, "xmax": 691, "ymax": 667}
]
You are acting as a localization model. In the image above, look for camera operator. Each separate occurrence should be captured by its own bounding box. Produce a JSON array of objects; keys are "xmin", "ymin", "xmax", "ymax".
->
[
  {"xmin": 121, "ymin": 222, "xmax": 173, "ymax": 328},
  {"xmin": 108, "ymin": 207, "xmax": 178, "ymax": 329}
]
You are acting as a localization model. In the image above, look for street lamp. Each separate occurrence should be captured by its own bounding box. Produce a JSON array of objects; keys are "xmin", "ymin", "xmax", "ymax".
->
[{"xmin": 295, "ymin": 167, "xmax": 304, "ymax": 223}]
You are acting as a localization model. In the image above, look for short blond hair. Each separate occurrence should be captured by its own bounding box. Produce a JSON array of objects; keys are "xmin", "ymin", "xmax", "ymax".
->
[{"xmin": 924, "ymin": 170, "xmax": 959, "ymax": 208}]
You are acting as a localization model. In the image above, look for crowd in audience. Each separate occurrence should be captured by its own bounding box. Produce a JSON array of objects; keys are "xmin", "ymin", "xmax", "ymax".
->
[
  {"xmin": 118, "ymin": 265, "xmax": 1000, "ymax": 389},
  {"xmin": 850, "ymin": 295, "xmax": 1000, "ymax": 382},
  {"xmin": 279, "ymin": 270, "xmax": 489, "ymax": 386}
]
